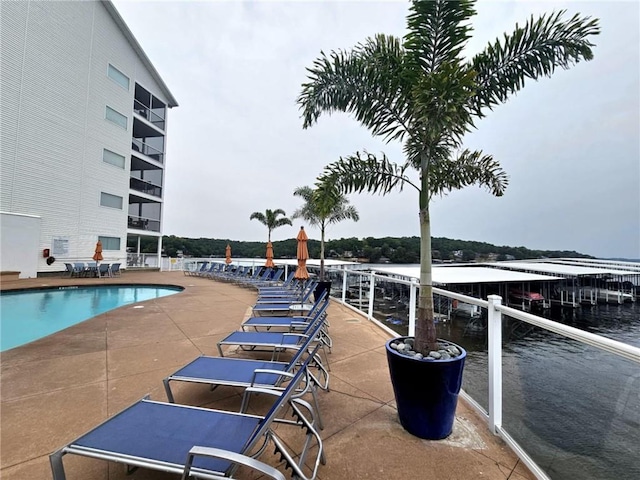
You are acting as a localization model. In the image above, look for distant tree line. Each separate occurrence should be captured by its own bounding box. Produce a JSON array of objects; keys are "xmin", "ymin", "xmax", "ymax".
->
[{"xmin": 130, "ymin": 235, "xmax": 592, "ymax": 263}]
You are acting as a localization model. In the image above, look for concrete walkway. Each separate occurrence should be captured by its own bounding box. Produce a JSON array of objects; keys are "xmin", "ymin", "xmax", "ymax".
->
[{"xmin": 0, "ymin": 271, "xmax": 535, "ymax": 479}]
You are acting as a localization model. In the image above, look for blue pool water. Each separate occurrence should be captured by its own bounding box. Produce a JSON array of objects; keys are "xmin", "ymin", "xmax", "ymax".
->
[{"xmin": 0, "ymin": 285, "xmax": 182, "ymax": 351}]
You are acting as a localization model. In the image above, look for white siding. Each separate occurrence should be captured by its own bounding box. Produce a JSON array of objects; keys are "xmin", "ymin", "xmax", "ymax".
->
[
  {"xmin": 0, "ymin": 1, "xmax": 172, "ymax": 274},
  {"xmin": 0, "ymin": 213, "xmax": 41, "ymax": 278}
]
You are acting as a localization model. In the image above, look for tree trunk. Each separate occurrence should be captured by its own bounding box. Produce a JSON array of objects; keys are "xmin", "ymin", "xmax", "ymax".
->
[
  {"xmin": 319, "ymin": 223, "xmax": 326, "ymax": 281},
  {"xmin": 414, "ymin": 171, "xmax": 437, "ymax": 354}
]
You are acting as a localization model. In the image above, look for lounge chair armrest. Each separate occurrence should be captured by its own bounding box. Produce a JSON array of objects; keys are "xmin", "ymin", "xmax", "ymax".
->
[
  {"xmin": 182, "ymin": 446, "xmax": 285, "ymax": 480},
  {"xmin": 240, "ymin": 386, "xmax": 284, "ymax": 412},
  {"xmin": 250, "ymin": 369, "xmax": 294, "ymax": 386}
]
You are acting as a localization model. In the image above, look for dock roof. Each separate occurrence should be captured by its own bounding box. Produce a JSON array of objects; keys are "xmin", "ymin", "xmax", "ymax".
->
[
  {"xmin": 493, "ymin": 262, "xmax": 634, "ymax": 277},
  {"xmin": 372, "ymin": 266, "xmax": 562, "ymax": 285}
]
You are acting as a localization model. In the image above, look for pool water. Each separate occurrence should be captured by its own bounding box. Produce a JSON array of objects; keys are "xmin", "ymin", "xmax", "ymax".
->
[{"xmin": 0, "ymin": 285, "xmax": 182, "ymax": 351}]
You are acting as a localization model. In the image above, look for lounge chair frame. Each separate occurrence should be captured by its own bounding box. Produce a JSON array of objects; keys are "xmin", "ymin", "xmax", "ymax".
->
[{"xmin": 50, "ymin": 346, "xmax": 325, "ymax": 480}]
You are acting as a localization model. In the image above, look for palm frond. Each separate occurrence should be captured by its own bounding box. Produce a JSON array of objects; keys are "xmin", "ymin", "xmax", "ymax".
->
[
  {"xmin": 404, "ymin": 0, "xmax": 475, "ymax": 73},
  {"xmin": 429, "ymin": 149, "xmax": 509, "ymax": 197},
  {"xmin": 471, "ymin": 10, "xmax": 600, "ymax": 114},
  {"xmin": 249, "ymin": 212, "xmax": 266, "ymax": 224},
  {"xmin": 317, "ymin": 152, "xmax": 418, "ymax": 197},
  {"xmin": 298, "ymin": 35, "xmax": 412, "ymax": 144},
  {"xmin": 328, "ymin": 204, "xmax": 360, "ymax": 225}
]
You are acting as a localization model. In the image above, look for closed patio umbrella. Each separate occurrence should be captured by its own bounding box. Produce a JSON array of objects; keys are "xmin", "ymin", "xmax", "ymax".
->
[
  {"xmin": 92, "ymin": 240, "xmax": 103, "ymax": 262},
  {"xmin": 294, "ymin": 226, "xmax": 309, "ymax": 280},
  {"xmin": 265, "ymin": 241, "xmax": 275, "ymax": 268},
  {"xmin": 225, "ymin": 244, "xmax": 232, "ymax": 265}
]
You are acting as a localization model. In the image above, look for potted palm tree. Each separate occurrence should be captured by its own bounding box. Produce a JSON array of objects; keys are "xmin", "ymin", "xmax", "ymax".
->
[
  {"xmin": 249, "ymin": 208, "xmax": 293, "ymax": 269},
  {"xmin": 292, "ymin": 184, "xmax": 359, "ymax": 300},
  {"xmin": 299, "ymin": 0, "xmax": 599, "ymax": 439}
]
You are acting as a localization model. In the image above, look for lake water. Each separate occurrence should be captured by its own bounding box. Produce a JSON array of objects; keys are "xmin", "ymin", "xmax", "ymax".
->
[{"xmin": 442, "ymin": 302, "xmax": 639, "ymax": 480}]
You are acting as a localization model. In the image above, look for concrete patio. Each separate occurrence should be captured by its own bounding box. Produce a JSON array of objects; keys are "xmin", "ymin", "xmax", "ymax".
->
[{"xmin": 0, "ymin": 271, "xmax": 534, "ymax": 479}]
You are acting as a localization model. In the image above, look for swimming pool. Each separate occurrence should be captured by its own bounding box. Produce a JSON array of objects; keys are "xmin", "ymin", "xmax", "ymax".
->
[{"xmin": 0, "ymin": 285, "xmax": 183, "ymax": 351}]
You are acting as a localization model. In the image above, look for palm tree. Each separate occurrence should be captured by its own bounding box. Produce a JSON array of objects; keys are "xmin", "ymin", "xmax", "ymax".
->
[
  {"xmin": 292, "ymin": 185, "xmax": 360, "ymax": 281},
  {"xmin": 249, "ymin": 209, "xmax": 293, "ymax": 242},
  {"xmin": 299, "ymin": 0, "xmax": 599, "ymax": 354}
]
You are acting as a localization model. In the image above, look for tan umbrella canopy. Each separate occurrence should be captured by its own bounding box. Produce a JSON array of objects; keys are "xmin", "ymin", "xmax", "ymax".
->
[
  {"xmin": 294, "ymin": 226, "xmax": 309, "ymax": 280},
  {"xmin": 225, "ymin": 244, "xmax": 232, "ymax": 265},
  {"xmin": 92, "ymin": 240, "xmax": 103, "ymax": 262},
  {"xmin": 265, "ymin": 241, "xmax": 275, "ymax": 268}
]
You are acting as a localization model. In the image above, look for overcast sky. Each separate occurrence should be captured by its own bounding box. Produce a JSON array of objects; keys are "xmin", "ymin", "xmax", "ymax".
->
[{"xmin": 112, "ymin": 0, "xmax": 639, "ymax": 259}]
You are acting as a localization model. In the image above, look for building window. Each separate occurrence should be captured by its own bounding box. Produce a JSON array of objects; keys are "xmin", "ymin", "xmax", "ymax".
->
[
  {"xmin": 98, "ymin": 236, "xmax": 121, "ymax": 251},
  {"xmin": 105, "ymin": 106, "xmax": 127, "ymax": 129},
  {"xmin": 102, "ymin": 149, "xmax": 125, "ymax": 169},
  {"xmin": 107, "ymin": 64, "xmax": 129, "ymax": 90},
  {"xmin": 100, "ymin": 192, "xmax": 123, "ymax": 209}
]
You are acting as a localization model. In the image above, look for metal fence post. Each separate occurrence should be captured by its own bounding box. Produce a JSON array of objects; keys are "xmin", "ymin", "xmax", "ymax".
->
[
  {"xmin": 342, "ymin": 268, "xmax": 347, "ymax": 303},
  {"xmin": 368, "ymin": 272, "xmax": 375, "ymax": 319},
  {"xmin": 487, "ymin": 294, "xmax": 503, "ymax": 434},
  {"xmin": 408, "ymin": 280, "xmax": 417, "ymax": 337}
]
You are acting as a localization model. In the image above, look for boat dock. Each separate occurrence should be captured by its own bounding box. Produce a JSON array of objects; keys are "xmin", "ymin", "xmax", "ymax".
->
[{"xmin": 370, "ymin": 259, "xmax": 639, "ymax": 310}]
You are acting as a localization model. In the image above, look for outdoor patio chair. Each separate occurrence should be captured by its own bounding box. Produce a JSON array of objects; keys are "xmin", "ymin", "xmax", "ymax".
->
[
  {"xmin": 63, "ymin": 263, "xmax": 74, "ymax": 277},
  {"xmin": 250, "ymin": 268, "xmax": 284, "ymax": 288},
  {"xmin": 50, "ymin": 349, "xmax": 325, "ymax": 480},
  {"xmin": 98, "ymin": 263, "xmax": 111, "ymax": 278},
  {"xmin": 257, "ymin": 270, "xmax": 296, "ymax": 292},
  {"xmin": 237, "ymin": 267, "xmax": 273, "ymax": 287},
  {"xmin": 186, "ymin": 261, "xmax": 209, "ymax": 276},
  {"xmin": 199, "ymin": 262, "xmax": 223, "ymax": 278},
  {"xmin": 217, "ymin": 301, "xmax": 331, "ymax": 366},
  {"xmin": 163, "ymin": 338, "xmax": 329, "ymax": 429},
  {"xmin": 110, "ymin": 263, "xmax": 121, "ymax": 276},
  {"xmin": 72, "ymin": 263, "xmax": 86, "ymax": 277},
  {"xmin": 255, "ymin": 280, "xmax": 316, "ymax": 304},
  {"xmin": 242, "ymin": 291, "xmax": 329, "ymax": 333}
]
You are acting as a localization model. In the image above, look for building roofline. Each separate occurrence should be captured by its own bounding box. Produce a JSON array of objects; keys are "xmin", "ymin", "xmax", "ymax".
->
[{"xmin": 101, "ymin": 0, "xmax": 179, "ymax": 107}]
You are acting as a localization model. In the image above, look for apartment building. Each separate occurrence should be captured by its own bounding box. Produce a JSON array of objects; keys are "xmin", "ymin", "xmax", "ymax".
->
[{"xmin": 0, "ymin": 0, "xmax": 178, "ymax": 277}]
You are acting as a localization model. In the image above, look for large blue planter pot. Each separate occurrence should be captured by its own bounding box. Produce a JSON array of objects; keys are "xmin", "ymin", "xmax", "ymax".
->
[{"xmin": 386, "ymin": 337, "xmax": 466, "ymax": 440}]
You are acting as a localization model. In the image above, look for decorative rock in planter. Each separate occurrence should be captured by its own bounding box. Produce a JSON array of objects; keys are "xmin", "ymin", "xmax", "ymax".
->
[{"xmin": 386, "ymin": 336, "xmax": 466, "ymax": 440}]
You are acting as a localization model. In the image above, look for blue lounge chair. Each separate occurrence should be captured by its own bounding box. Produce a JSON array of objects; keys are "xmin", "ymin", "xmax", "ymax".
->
[
  {"xmin": 50, "ymin": 349, "xmax": 325, "ymax": 480},
  {"xmin": 186, "ymin": 261, "xmax": 209, "ymax": 276},
  {"xmin": 242, "ymin": 291, "xmax": 329, "ymax": 333},
  {"xmin": 163, "ymin": 333, "xmax": 329, "ymax": 428},
  {"xmin": 250, "ymin": 268, "xmax": 284, "ymax": 288},
  {"xmin": 256, "ymin": 270, "xmax": 295, "ymax": 291},
  {"xmin": 217, "ymin": 299, "xmax": 331, "ymax": 364},
  {"xmin": 252, "ymin": 283, "xmax": 317, "ymax": 317},
  {"xmin": 255, "ymin": 280, "xmax": 316, "ymax": 304}
]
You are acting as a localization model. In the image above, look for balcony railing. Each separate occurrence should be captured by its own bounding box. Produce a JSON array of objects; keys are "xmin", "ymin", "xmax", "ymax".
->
[
  {"xmin": 127, "ymin": 215, "xmax": 160, "ymax": 232},
  {"xmin": 131, "ymin": 138, "xmax": 164, "ymax": 163},
  {"xmin": 129, "ymin": 177, "xmax": 162, "ymax": 197},
  {"xmin": 134, "ymin": 100, "xmax": 165, "ymax": 130},
  {"xmin": 126, "ymin": 252, "xmax": 160, "ymax": 268}
]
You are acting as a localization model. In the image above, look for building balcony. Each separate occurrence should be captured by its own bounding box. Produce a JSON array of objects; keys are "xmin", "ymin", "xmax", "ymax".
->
[
  {"xmin": 131, "ymin": 138, "xmax": 164, "ymax": 163},
  {"xmin": 134, "ymin": 99, "xmax": 165, "ymax": 130},
  {"xmin": 129, "ymin": 177, "xmax": 162, "ymax": 198},
  {"xmin": 128, "ymin": 214, "xmax": 160, "ymax": 232}
]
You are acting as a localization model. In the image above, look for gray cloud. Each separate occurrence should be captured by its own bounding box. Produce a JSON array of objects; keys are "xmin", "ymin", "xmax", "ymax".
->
[{"xmin": 113, "ymin": 1, "xmax": 639, "ymax": 259}]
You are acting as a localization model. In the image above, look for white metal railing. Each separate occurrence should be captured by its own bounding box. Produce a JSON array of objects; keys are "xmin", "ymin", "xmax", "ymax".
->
[{"xmin": 327, "ymin": 267, "xmax": 640, "ymax": 480}]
